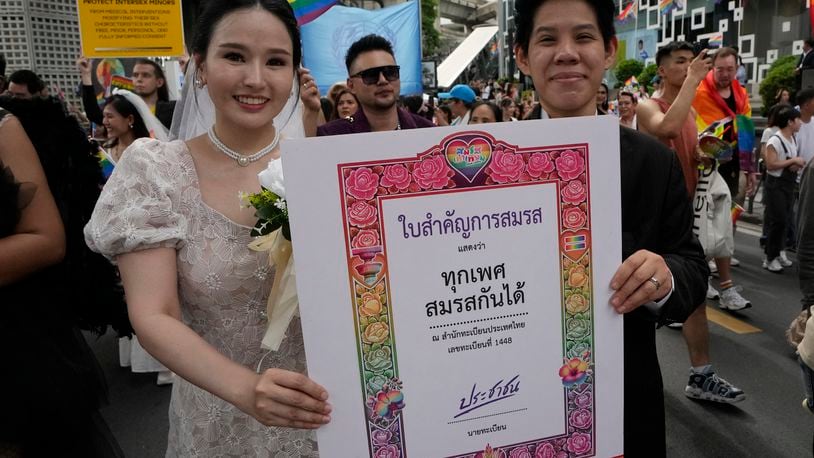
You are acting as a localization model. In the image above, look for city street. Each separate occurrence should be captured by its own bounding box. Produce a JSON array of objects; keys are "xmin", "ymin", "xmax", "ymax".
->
[{"xmin": 87, "ymin": 224, "xmax": 813, "ymax": 457}]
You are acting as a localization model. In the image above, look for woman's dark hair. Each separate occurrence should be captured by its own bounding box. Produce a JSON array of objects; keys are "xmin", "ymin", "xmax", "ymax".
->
[
  {"xmin": 766, "ymin": 103, "xmax": 790, "ymax": 128},
  {"xmin": 514, "ymin": 0, "xmax": 615, "ymax": 54},
  {"xmin": 104, "ymin": 95, "xmax": 150, "ymax": 142},
  {"xmin": 597, "ymin": 82, "xmax": 609, "ymax": 113},
  {"xmin": 320, "ymin": 97, "xmax": 333, "ymax": 121},
  {"xmin": 436, "ymin": 105, "xmax": 452, "ymax": 123},
  {"xmin": 401, "ymin": 95, "xmax": 423, "ymax": 115},
  {"xmin": 0, "ymin": 95, "xmax": 132, "ymax": 336},
  {"xmin": 773, "ymin": 105, "xmax": 801, "ymax": 129},
  {"xmin": 500, "ymin": 98, "xmax": 515, "ymax": 109},
  {"xmin": 134, "ymin": 58, "xmax": 170, "ymax": 102},
  {"xmin": 191, "ymin": 0, "xmax": 302, "ymax": 69},
  {"xmin": 471, "ymin": 101, "xmax": 503, "ymax": 122},
  {"xmin": 331, "ymin": 89, "xmax": 359, "ymax": 120}
]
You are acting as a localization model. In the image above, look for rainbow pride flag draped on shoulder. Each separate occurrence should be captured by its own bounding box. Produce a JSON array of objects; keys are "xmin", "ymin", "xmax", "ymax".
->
[
  {"xmin": 289, "ymin": 0, "xmax": 339, "ymax": 25},
  {"xmin": 692, "ymin": 71, "xmax": 756, "ymax": 172}
]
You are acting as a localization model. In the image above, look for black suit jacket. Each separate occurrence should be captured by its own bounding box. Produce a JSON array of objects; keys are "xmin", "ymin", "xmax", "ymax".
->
[
  {"xmin": 618, "ymin": 126, "xmax": 708, "ymax": 457},
  {"xmin": 797, "ymin": 51, "xmax": 814, "ymax": 90},
  {"xmin": 81, "ymin": 85, "xmax": 175, "ymax": 130}
]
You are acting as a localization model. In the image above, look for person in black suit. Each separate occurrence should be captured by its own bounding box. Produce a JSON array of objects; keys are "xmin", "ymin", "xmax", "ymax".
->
[
  {"xmin": 514, "ymin": 0, "xmax": 708, "ymax": 456},
  {"xmin": 796, "ymin": 39, "xmax": 814, "ymax": 92},
  {"xmin": 77, "ymin": 58, "xmax": 176, "ymax": 130}
]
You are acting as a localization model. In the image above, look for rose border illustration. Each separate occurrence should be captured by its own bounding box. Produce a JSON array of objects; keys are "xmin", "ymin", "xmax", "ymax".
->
[{"xmin": 338, "ymin": 132, "xmax": 595, "ymax": 458}]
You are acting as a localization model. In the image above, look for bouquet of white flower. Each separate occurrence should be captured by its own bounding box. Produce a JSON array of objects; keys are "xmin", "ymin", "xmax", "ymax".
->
[{"xmin": 244, "ymin": 159, "xmax": 298, "ymax": 352}]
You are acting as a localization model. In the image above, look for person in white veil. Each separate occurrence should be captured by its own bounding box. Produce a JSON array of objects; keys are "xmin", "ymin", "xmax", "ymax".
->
[
  {"xmin": 93, "ymin": 88, "xmax": 176, "ymax": 385},
  {"xmin": 85, "ymin": 1, "xmax": 329, "ymax": 454},
  {"xmin": 97, "ymin": 89, "xmax": 168, "ymax": 165}
]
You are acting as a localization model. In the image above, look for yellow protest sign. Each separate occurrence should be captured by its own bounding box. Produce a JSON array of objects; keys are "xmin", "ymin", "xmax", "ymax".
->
[{"xmin": 77, "ymin": 0, "xmax": 185, "ymax": 58}]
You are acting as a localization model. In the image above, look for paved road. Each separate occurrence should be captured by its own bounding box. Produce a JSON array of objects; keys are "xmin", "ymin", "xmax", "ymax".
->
[
  {"xmin": 659, "ymin": 225, "xmax": 812, "ymax": 457},
  {"xmin": 87, "ymin": 225, "xmax": 812, "ymax": 457}
]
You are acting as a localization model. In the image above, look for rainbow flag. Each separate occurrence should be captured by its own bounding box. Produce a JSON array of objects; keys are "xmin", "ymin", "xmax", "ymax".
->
[
  {"xmin": 731, "ymin": 203, "xmax": 744, "ymax": 225},
  {"xmin": 658, "ymin": 0, "xmax": 681, "ymax": 16},
  {"xmin": 708, "ymin": 32, "xmax": 724, "ymax": 48},
  {"xmin": 111, "ymin": 75, "xmax": 133, "ymax": 91},
  {"xmin": 625, "ymin": 75, "xmax": 639, "ymax": 87},
  {"xmin": 289, "ymin": 0, "xmax": 339, "ymax": 25},
  {"xmin": 96, "ymin": 147, "xmax": 115, "ymax": 180},
  {"xmin": 617, "ymin": 1, "xmax": 638, "ymax": 22}
]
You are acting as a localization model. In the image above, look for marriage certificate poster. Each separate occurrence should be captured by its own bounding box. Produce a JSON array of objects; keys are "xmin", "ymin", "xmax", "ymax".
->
[{"xmin": 283, "ymin": 116, "xmax": 624, "ymax": 457}]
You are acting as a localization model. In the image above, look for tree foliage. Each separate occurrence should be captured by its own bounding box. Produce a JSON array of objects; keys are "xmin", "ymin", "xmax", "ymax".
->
[
  {"xmin": 759, "ymin": 55, "xmax": 796, "ymax": 115},
  {"xmin": 637, "ymin": 64, "xmax": 658, "ymax": 92},
  {"xmin": 421, "ymin": 0, "xmax": 440, "ymax": 57},
  {"xmin": 614, "ymin": 59, "xmax": 644, "ymax": 88}
]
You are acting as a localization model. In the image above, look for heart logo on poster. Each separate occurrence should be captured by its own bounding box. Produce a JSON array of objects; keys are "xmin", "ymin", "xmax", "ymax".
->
[
  {"xmin": 445, "ymin": 137, "xmax": 492, "ymax": 182},
  {"xmin": 561, "ymin": 229, "xmax": 591, "ymax": 261}
]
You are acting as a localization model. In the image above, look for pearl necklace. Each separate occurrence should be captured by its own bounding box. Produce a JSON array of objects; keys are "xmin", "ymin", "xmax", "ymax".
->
[{"xmin": 207, "ymin": 126, "xmax": 280, "ymax": 167}]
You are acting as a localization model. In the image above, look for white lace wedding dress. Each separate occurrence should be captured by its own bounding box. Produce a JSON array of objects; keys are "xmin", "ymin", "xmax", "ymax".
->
[{"xmin": 85, "ymin": 138, "xmax": 318, "ymax": 457}]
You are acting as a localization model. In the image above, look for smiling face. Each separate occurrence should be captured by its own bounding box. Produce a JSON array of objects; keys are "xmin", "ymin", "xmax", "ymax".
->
[
  {"xmin": 617, "ymin": 93, "xmax": 635, "ymax": 118},
  {"xmin": 337, "ymin": 92, "xmax": 358, "ymax": 118},
  {"xmin": 347, "ymin": 50, "xmax": 400, "ymax": 112},
  {"xmin": 102, "ymin": 104, "xmax": 132, "ymax": 140},
  {"xmin": 197, "ymin": 7, "xmax": 295, "ymax": 134},
  {"xmin": 515, "ymin": 0, "xmax": 616, "ymax": 118}
]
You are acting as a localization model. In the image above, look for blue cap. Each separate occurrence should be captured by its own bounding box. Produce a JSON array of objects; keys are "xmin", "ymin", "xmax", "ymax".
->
[{"xmin": 439, "ymin": 84, "xmax": 476, "ymax": 104}]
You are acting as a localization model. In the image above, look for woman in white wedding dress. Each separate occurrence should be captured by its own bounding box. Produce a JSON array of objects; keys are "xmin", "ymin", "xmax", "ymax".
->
[{"xmin": 85, "ymin": 1, "xmax": 330, "ymax": 455}]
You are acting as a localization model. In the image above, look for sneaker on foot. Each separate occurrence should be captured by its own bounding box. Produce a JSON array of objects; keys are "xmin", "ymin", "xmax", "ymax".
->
[
  {"xmin": 719, "ymin": 286, "xmax": 752, "ymax": 311},
  {"xmin": 685, "ymin": 371, "xmax": 745, "ymax": 403},
  {"xmin": 707, "ymin": 284, "xmax": 720, "ymax": 300},
  {"xmin": 764, "ymin": 257, "xmax": 784, "ymax": 273},
  {"xmin": 708, "ymin": 260, "xmax": 718, "ymax": 275},
  {"xmin": 666, "ymin": 322, "xmax": 684, "ymax": 329},
  {"xmin": 779, "ymin": 251, "xmax": 793, "ymax": 267},
  {"xmin": 761, "ymin": 257, "xmax": 768, "ymax": 269},
  {"xmin": 730, "ymin": 257, "xmax": 741, "ymax": 267}
]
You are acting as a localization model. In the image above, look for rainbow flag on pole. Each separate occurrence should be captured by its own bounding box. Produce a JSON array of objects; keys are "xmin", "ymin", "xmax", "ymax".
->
[
  {"xmin": 289, "ymin": 0, "xmax": 339, "ymax": 25},
  {"xmin": 708, "ymin": 32, "xmax": 724, "ymax": 48},
  {"xmin": 624, "ymin": 75, "xmax": 639, "ymax": 87},
  {"xmin": 617, "ymin": 1, "xmax": 638, "ymax": 22}
]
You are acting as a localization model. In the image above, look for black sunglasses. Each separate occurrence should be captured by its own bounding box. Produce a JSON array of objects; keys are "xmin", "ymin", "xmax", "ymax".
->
[{"xmin": 350, "ymin": 65, "xmax": 400, "ymax": 85}]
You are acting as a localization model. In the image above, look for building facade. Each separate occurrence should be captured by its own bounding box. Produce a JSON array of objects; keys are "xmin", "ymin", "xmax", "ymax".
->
[
  {"xmin": 495, "ymin": 0, "xmax": 812, "ymax": 89},
  {"xmin": 0, "ymin": 0, "xmax": 82, "ymax": 104},
  {"xmin": 614, "ymin": 0, "xmax": 811, "ymax": 87}
]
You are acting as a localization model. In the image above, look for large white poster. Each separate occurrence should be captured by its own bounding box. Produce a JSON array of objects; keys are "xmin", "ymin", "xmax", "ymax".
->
[{"xmin": 283, "ymin": 116, "xmax": 624, "ymax": 457}]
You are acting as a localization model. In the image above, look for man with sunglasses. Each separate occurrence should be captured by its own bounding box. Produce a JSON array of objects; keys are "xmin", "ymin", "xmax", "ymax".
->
[{"xmin": 318, "ymin": 34, "xmax": 433, "ymax": 136}]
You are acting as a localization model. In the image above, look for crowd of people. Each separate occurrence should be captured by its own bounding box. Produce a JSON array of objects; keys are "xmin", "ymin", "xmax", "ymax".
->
[{"xmin": 1, "ymin": 0, "xmax": 813, "ymax": 456}]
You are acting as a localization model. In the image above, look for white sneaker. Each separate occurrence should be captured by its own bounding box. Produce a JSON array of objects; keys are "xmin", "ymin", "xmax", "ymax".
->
[
  {"xmin": 730, "ymin": 257, "xmax": 741, "ymax": 267},
  {"xmin": 707, "ymin": 284, "xmax": 720, "ymax": 300},
  {"xmin": 780, "ymin": 251, "xmax": 793, "ymax": 267},
  {"xmin": 764, "ymin": 257, "xmax": 784, "ymax": 273},
  {"xmin": 719, "ymin": 286, "xmax": 752, "ymax": 311}
]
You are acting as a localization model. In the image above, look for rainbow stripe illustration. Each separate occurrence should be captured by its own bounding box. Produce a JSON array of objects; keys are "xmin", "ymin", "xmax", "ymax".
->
[{"xmin": 564, "ymin": 234, "xmax": 587, "ymax": 252}]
